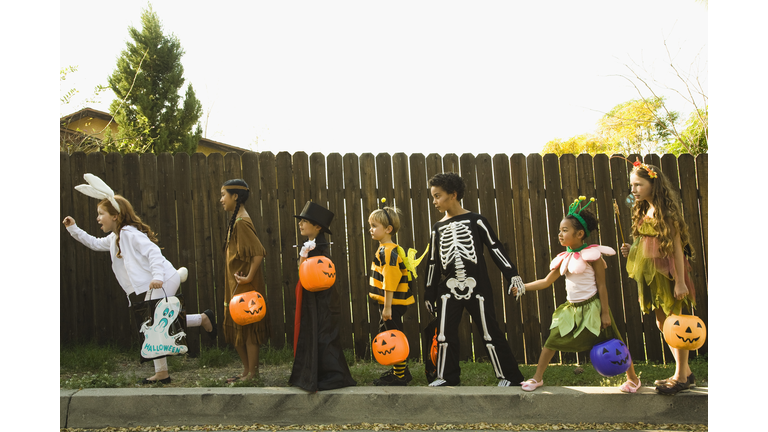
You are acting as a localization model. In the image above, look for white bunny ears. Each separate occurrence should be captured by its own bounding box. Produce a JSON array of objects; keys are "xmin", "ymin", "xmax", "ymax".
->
[{"xmin": 74, "ymin": 173, "xmax": 121, "ymax": 213}]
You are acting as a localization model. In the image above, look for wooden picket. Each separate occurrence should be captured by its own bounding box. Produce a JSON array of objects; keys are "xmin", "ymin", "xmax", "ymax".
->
[{"xmin": 60, "ymin": 151, "xmax": 709, "ymax": 367}]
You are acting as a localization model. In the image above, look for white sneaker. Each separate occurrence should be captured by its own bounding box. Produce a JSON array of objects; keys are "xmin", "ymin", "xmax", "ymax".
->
[
  {"xmin": 177, "ymin": 267, "xmax": 188, "ymax": 283},
  {"xmin": 428, "ymin": 379, "xmax": 448, "ymax": 387},
  {"xmin": 497, "ymin": 379, "xmax": 512, "ymax": 387}
]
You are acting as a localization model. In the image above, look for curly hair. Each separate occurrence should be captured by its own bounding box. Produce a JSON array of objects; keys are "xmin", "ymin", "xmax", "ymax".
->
[
  {"xmin": 630, "ymin": 164, "xmax": 694, "ymax": 260},
  {"xmin": 98, "ymin": 195, "xmax": 158, "ymax": 258},
  {"xmin": 222, "ymin": 179, "xmax": 250, "ymax": 252},
  {"xmin": 565, "ymin": 208, "xmax": 599, "ymax": 239},
  {"xmin": 429, "ymin": 172, "xmax": 465, "ymax": 200}
]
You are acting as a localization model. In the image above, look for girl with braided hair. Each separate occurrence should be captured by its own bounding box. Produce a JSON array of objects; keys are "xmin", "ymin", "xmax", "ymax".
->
[
  {"xmin": 619, "ymin": 159, "xmax": 697, "ymax": 395},
  {"xmin": 64, "ymin": 174, "xmax": 216, "ymax": 385},
  {"xmin": 220, "ymin": 179, "xmax": 271, "ymax": 383}
]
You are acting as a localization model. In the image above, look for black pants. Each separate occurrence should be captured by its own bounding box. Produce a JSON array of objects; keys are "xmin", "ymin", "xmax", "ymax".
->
[{"xmin": 435, "ymin": 291, "xmax": 524, "ymax": 385}]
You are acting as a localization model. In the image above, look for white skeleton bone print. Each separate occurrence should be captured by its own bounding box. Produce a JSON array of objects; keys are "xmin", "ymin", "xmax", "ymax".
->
[{"xmin": 438, "ymin": 220, "xmax": 478, "ymax": 299}]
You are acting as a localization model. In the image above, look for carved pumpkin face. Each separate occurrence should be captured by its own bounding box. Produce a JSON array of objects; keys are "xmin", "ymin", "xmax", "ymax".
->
[
  {"xmin": 299, "ymin": 256, "xmax": 336, "ymax": 292},
  {"xmin": 372, "ymin": 330, "xmax": 409, "ymax": 366},
  {"xmin": 590, "ymin": 338, "xmax": 631, "ymax": 377},
  {"xmin": 229, "ymin": 291, "xmax": 266, "ymax": 326},
  {"xmin": 663, "ymin": 314, "xmax": 706, "ymax": 350}
]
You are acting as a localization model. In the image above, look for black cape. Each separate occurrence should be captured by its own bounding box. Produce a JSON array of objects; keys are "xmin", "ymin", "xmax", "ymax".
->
[{"xmin": 289, "ymin": 235, "xmax": 357, "ymax": 392}]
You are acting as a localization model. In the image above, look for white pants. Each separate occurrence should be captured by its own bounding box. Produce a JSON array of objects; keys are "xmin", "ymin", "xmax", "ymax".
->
[{"xmin": 144, "ymin": 271, "xmax": 203, "ymax": 373}]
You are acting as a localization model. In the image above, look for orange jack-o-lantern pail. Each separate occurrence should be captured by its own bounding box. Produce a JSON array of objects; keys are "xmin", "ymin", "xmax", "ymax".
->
[
  {"xmin": 229, "ymin": 289, "xmax": 267, "ymax": 326},
  {"xmin": 299, "ymin": 256, "xmax": 336, "ymax": 292}
]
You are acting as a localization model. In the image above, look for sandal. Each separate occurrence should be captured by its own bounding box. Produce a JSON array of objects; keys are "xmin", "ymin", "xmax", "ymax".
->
[
  {"xmin": 656, "ymin": 378, "xmax": 690, "ymax": 395},
  {"xmin": 521, "ymin": 378, "xmax": 543, "ymax": 392},
  {"xmin": 654, "ymin": 373, "xmax": 696, "ymax": 388},
  {"xmin": 619, "ymin": 378, "xmax": 641, "ymax": 393}
]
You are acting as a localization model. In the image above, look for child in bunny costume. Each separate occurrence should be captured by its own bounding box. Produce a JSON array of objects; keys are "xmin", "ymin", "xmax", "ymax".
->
[{"xmin": 63, "ymin": 173, "xmax": 217, "ymax": 384}]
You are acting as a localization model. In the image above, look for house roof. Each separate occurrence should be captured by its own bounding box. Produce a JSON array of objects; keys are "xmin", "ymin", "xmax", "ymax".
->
[
  {"xmin": 60, "ymin": 107, "xmax": 251, "ymax": 154},
  {"xmin": 198, "ymin": 137, "xmax": 251, "ymax": 155},
  {"xmin": 60, "ymin": 107, "xmax": 115, "ymax": 124}
]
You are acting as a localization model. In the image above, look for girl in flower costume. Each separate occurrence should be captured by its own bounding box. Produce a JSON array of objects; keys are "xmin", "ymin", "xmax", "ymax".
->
[
  {"xmin": 512, "ymin": 197, "xmax": 640, "ymax": 392},
  {"xmin": 620, "ymin": 159, "xmax": 696, "ymax": 395}
]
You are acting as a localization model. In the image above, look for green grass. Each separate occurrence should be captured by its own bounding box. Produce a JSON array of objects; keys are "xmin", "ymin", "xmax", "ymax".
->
[
  {"xmin": 60, "ymin": 342, "xmax": 127, "ymax": 374},
  {"xmin": 60, "ymin": 342, "xmax": 708, "ymax": 389}
]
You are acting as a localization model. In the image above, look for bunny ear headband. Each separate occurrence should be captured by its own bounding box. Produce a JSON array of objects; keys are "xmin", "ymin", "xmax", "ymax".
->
[{"xmin": 74, "ymin": 173, "xmax": 121, "ymax": 213}]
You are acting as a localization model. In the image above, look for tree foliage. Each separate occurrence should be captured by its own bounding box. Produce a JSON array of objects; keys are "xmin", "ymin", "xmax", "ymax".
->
[
  {"xmin": 596, "ymin": 97, "xmax": 680, "ymax": 155},
  {"xmin": 104, "ymin": 5, "xmax": 202, "ymax": 154},
  {"xmin": 542, "ymin": 133, "xmax": 610, "ymax": 157},
  {"xmin": 665, "ymin": 107, "xmax": 707, "ymax": 155}
]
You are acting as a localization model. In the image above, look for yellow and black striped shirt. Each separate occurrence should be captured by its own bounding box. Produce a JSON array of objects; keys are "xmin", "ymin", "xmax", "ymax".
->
[{"xmin": 368, "ymin": 242, "xmax": 414, "ymax": 305}]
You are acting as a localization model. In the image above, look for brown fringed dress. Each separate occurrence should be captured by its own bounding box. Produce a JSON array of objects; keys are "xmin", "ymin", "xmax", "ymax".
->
[{"xmin": 223, "ymin": 217, "xmax": 271, "ymax": 347}]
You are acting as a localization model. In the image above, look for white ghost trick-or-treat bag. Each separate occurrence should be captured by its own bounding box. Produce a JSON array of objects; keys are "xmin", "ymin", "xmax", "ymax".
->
[{"xmin": 134, "ymin": 289, "xmax": 188, "ymax": 361}]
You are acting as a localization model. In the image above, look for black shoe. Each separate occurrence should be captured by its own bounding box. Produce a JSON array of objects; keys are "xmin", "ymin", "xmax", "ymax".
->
[
  {"xmin": 378, "ymin": 367, "xmax": 412, "ymax": 383},
  {"xmin": 139, "ymin": 376, "xmax": 171, "ymax": 385},
  {"xmin": 656, "ymin": 378, "xmax": 689, "ymax": 395},
  {"xmin": 654, "ymin": 372, "xmax": 696, "ymax": 388},
  {"xmin": 202, "ymin": 309, "xmax": 217, "ymax": 339},
  {"xmin": 374, "ymin": 372, "xmax": 409, "ymax": 386}
]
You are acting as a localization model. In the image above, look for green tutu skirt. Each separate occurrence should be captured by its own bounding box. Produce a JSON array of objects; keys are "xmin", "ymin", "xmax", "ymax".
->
[
  {"xmin": 626, "ymin": 226, "xmax": 695, "ymax": 316},
  {"xmin": 544, "ymin": 295, "xmax": 623, "ymax": 352}
]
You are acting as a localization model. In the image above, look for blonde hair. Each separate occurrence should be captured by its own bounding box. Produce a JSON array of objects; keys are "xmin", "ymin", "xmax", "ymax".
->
[
  {"xmin": 98, "ymin": 195, "xmax": 159, "ymax": 258},
  {"xmin": 369, "ymin": 207, "xmax": 401, "ymax": 235}
]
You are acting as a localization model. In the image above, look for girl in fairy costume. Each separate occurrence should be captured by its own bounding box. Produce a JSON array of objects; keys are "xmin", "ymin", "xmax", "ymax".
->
[
  {"xmin": 620, "ymin": 159, "xmax": 697, "ymax": 395},
  {"xmin": 512, "ymin": 197, "xmax": 640, "ymax": 392}
]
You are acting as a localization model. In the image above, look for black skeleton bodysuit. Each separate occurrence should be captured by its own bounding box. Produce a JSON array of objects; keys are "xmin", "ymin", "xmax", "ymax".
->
[{"xmin": 424, "ymin": 212, "xmax": 525, "ymax": 386}]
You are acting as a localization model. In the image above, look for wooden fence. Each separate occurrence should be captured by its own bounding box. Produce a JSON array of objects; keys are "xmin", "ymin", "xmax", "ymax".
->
[{"xmin": 59, "ymin": 151, "xmax": 708, "ymax": 365}]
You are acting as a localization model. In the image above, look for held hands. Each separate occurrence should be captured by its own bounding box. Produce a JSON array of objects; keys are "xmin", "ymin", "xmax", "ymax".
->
[
  {"xmin": 620, "ymin": 243, "xmax": 631, "ymax": 257},
  {"xmin": 63, "ymin": 216, "xmax": 75, "ymax": 227},
  {"xmin": 508, "ymin": 276, "xmax": 525, "ymax": 301},
  {"xmin": 299, "ymin": 240, "xmax": 316, "ymax": 258},
  {"xmin": 149, "ymin": 280, "xmax": 163, "ymax": 289}
]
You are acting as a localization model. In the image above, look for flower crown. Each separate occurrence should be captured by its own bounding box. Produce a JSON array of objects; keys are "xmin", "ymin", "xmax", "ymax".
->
[
  {"xmin": 568, "ymin": 196, "xmax": 595, "ymax": 237},
  {"xmin": 612, "ymin": 155, "xmax": 657, "ymax": 179}
]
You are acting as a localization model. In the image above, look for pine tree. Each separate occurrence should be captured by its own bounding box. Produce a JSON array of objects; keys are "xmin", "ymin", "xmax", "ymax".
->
[{"xmin": 105, "ymin": 5, "xmax": 203, "ymax": 154}]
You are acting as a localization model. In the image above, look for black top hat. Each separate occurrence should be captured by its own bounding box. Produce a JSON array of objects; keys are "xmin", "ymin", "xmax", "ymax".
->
[{"xmin": 294, "ymin": 201, "xmax": 334, "ymax": 235}]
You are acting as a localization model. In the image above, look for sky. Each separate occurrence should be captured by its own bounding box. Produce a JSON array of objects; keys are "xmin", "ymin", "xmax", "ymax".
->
[{"xmin": 59, "ymin": 0, "xmax": 708, "ymax": 156}]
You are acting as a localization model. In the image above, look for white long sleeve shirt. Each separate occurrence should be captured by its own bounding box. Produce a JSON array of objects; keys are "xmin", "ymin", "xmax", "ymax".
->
[{"xmin": 66, "ymin": 224, "xmax": 177, "ymax": 296}]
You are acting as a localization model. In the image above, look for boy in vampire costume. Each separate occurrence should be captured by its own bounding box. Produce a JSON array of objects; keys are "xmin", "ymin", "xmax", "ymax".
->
[
  {"xmin": 289, "ymin": 202, "xmax": 356, "ymax": 392},
  {"xmin": 424, "ymin": 173, "xmax": 526, "ymax": 387}
]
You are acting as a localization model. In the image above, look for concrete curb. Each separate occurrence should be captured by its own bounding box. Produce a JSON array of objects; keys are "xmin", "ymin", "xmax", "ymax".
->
[{"xmin": 61, "ymin": 386, "xmax": 708, "ymax": 429}]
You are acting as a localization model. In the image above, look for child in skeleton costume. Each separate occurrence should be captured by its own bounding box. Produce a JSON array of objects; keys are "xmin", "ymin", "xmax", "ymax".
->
[
  {"xmin": 289, "ymin": 202, "xmax": 357, "ymax": 392},
  {"xmin": 63, "ymin": 174, "xmax": 217, "ymax": 385},
  {"xmin": 424, "ymin": 173, "xmax": 525, "ymax": 387},
  {"xmin": 513, "ymin": 197, "xmax": 640, "ymax": 392},
  {"xmin": 367, "ymin": 201, "xmax": 428, "ymax": 386}
]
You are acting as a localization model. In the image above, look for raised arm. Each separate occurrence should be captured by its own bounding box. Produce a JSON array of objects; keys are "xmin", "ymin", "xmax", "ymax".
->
[{"xmin": 64, "ymin": 217, "xmax": 112, "ymax": 252}]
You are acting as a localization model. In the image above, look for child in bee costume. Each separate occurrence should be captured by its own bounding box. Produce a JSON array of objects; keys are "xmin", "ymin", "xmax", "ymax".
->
[{"xmin": 424, "ymin": 173, "xmax": 525, "ymax": 387}]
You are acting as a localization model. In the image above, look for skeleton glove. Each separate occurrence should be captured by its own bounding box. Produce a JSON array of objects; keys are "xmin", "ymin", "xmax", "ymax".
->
[
  {"xmin": 300, "ymin": 240, "xmax": 317, "ymax": 258},
  {"xmin": 425, "ymin": 300, "xmax": 436, "ymax": 316},
  {"xmin": 508, "ymin": 276, "xmax": 525, "ymax": 300}
]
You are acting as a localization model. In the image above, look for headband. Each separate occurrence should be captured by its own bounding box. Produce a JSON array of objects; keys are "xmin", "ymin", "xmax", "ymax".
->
[
  {"xmin": 75, "ymin": 173, "xmax": 121, "ymax": 213},
  {"xmin": 612, "ymin": 155, "xmax": 657, "ymax": 179},
  {"xmin": 224, "ymin": 185, "xmax": 249, "ymax": 191},
  {"xmin": 378, "ymin": 198, "xmax": 394, "ymax": 229},
  {"xmin": 568, "ymin": 196, "xmax": 595, "ymax": 238}
]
